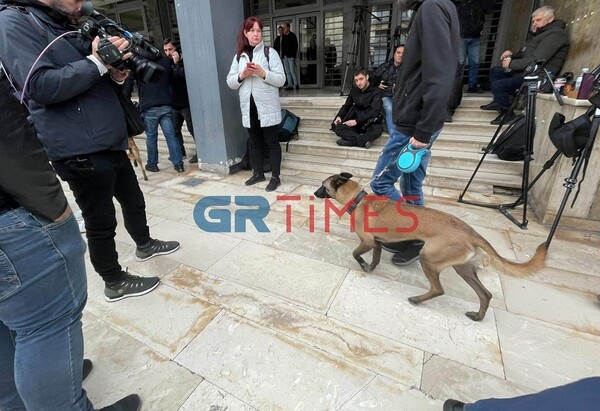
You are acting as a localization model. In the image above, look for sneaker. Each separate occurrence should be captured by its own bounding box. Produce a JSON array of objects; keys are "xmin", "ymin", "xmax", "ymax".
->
[
  {"xmin": 245, "ymin": 173, "xmax": 266, "ymax": 186},
  {"xmin": 83, "ymin": 359, "xmax": 93, "ymax": 381},
  {"xmin": 104, "ymin": 272, "xmax": 160, "ymax": 302},
  {"xmin": 189, "ymin": 154, "xmax": 198, "ymax": 163},
  {"xmin": 174, "ymin": 164, "xmax": 184, "ymax": 173},
  {"xmin": 135, "ymin": 238, "xmax": 180, "ymax": 262},
  {"xmin": 99, "ymin": 394, "xmax": 141, "ymax": 411},
  {"xmin": 383, "ymin": 240, "xmax": 424, "ymax": 266},
  {"xmin": 265, "ymin": 177, "xmax": 281, "ymax": 192},
  {"xmin": 145, "ymin": 163, "xmax": 159, "ymax": 172}
]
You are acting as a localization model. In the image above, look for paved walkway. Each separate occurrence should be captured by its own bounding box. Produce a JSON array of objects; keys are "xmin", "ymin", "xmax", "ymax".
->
[{"xmin": 67, "ymin": 165, "xmax": 600, "ymax": 410}]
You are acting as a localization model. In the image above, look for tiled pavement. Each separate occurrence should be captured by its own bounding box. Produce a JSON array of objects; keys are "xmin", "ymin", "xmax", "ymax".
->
[{"xmin": 64, "ymin": 165, "xmax": 600, "ymax": 410}]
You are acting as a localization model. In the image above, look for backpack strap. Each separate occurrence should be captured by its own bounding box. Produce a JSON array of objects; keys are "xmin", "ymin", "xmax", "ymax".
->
[{"xmin": 264, "ymin": 45, "xmax": 270, "ymax": 70}]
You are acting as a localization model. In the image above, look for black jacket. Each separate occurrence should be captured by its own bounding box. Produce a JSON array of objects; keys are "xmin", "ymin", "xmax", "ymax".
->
[
  {"xmin": 170, "ymin": 58, "xmax": 190, "ymax": 109},
  {"xmin": 336, "ymin": 80, "xmax": 383, "ymax": 126},
  {"xmin": 0, "ymin": 73, "xmax": 67, "ymax": 220},
  {"xmin": 456, "ymin": 0, "xmax": 495, "ymax": 38},
  {"xmin": 281, "ymin": 31, "xmax": 298, "ymax": 59},
  {"xmin": 393, "ymin": 0, "xmax": 460, "ymax": 144},
  {"xmin": 0, "ymin": 0, "xmax": 128, "ymax": 161},
  {"xmin": 510, "ymin": 19, "xmax": 570, "ymax": 77},
  {"xmin": 373, "ymin": 60, "xmax": 404, "ymax": 97},
  {"xmin": 136, "ymin": 55, "xmax": 173, "ymax": 112}
]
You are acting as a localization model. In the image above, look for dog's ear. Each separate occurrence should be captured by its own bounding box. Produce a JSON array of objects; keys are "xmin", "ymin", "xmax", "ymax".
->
[{"xmin": 339, "ymin": 172, "xmax": 353, "ymax": 180}]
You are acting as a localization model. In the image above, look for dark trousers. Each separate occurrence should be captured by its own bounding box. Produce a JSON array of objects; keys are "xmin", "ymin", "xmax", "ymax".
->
[
  {"xmin": 248, "ymin": 97, "xmax": 281, "ymax": 177},
  {"xmin": 173, "ymin": 106, "xmax": 195, "ymax": 152},
  {"xmin": 52, "ymin": 150, "xmax": 150, "ymax": 283},
  {"xmin": 490, "ymin": 66, "xmax": 525, "ymax": 112},
  {"xmin": 334, "ymin": 123, "xmax": 383, "ymax": 147}
]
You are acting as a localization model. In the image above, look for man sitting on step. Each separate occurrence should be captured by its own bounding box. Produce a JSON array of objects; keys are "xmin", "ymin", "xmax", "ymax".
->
[{"xmin": 331, "ymin": 68, "xmax": 383, "ymax": 149}]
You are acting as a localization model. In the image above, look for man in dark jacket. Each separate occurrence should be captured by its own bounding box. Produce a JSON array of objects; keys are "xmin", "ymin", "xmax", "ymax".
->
[
  {"xmin": 163, "ymin": 38, "xmax": 198, "ymax": 163},
  {"xmin": 456, "ymin": 0, "xmax": 495, "ymax": 93},
  {"xmin": 373, "ymin": 44, "xmax": 404, "ymax": 134},
  {"xmin": 0, "ymin": 0, "xmax": 180, "ymax": 302},
  {"xmin": 0, "ymin": 72, "xmax": 140, "ymax": 411},
  {"xmin": 371, "ymin": 0, "xmax": 460, "ymax": 265},
  {"xmin": 136, "ymin": 52, "xmax": 184, "ymax": 173},
  {"xmin": 281, "ymin": 21, "xmax": 299, "ymax": 90},
  {"xmin": 481, "ymin": 6, "xmax": 570, "ymax": 124},
  {"xmin": 331, "ymin": 68, "xmax": 383, "ymax": 149}
]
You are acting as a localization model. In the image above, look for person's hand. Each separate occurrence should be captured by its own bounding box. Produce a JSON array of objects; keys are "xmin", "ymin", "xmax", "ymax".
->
[
  {"xmin": 333, "ymin": 116, "xmax": 342, "ymax": 125},
  {"xmin": 501, "ymin": 57, "xmax": 511, "ymax": 70},
  {"xmin": 53, "ymin": 204, "xmax": 73, "ymax": 223},
  {"xmin": 379, "ymin": 81, "xmax": 388, "ymax": 90},
  {"xmin": 409, "ymin": 137, "xmax": 428, "ymax": 148},
  {"xmin": 344, "ymin": 119, "xmax": 357, "ymax": 127},
  {"xmin": 109, "ymin": 68, "xmax": 129, "ymax": 82},
  {"xmin": 172, "ymin": 51, "xmax": 180, "ymax": 64},
  {"xmin": 92, "ymin": 36, "xmax": 133, "ymax": 69},
  {"xmin": 500, "ymin": 50, "xmax": 513, "ymax": 61},
  {"xmin": 247, "ymin": 62, "xmax": 266, "ymax": 79}
]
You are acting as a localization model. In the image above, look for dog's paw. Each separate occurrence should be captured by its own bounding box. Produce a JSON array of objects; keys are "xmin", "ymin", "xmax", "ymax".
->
[
  {"xmin": 466, "ymin": 311, "xmax": 484, "ymax": 322},
  {"xmin": 408, "ymin": 296, "xmax": 420, "ymax": 305}
]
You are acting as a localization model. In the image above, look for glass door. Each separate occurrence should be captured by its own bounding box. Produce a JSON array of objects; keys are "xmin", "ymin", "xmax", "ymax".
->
[{"xmin": 274, "ymin": 14, "xmax": 320, "ymax": 88}]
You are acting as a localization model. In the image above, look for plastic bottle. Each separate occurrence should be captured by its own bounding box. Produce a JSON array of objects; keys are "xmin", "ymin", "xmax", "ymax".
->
[{"xmin": 575, "ymin": 68, "xmax": 590, "ymax": 91}]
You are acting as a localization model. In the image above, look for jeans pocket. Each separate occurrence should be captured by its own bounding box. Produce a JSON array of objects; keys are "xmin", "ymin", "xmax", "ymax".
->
[{"xmin": 0, "ymin": 250, "xmax": 21, "ymax": 302}]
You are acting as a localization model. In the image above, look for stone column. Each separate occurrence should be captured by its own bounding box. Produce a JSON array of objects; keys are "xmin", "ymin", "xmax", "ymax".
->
[{"xmin": 174, "ymin": 0, "xmax": 246, "ymax": 173}]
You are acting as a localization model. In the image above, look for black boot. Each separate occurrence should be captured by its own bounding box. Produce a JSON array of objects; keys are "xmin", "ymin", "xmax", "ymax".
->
[
  {"xmin": 265, "ymin": 176, "xmax": 281, "ymax": 192},
  {"xmin": 245, "ymin": 173, "xmax": 266, "ymax": 186},
  {"xmin": 490, "ymin": 111, "xmax": 516, "ymax": 125},
  {"xmin": 99, "ymin": 394, "xmax": 141, "ymax": 411},
  {"xmin": 480, "ymin": 101, "xmax": 501, "ymax": 111}
]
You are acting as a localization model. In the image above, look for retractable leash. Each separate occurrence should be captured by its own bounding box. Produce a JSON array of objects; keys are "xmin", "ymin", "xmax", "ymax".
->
[{"xmin": 359, "ymin": 143, "xmax": 431, "ymax": 191}]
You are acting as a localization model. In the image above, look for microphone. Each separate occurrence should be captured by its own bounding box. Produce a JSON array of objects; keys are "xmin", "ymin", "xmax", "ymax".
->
[{"xmin": 80, "ymin": 1, "xmax": 95, "ymax": 17}]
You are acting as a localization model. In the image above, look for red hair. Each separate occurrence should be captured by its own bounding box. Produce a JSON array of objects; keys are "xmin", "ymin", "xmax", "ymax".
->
[{"xmin": 236, "ymin": 16, "xmax": 263, "ymax": 60}]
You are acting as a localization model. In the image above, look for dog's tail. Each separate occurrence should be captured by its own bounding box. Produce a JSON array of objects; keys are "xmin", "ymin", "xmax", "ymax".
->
[{"xmin": 476, "ymin": 238, "xmax": 547, "ymax": 277}]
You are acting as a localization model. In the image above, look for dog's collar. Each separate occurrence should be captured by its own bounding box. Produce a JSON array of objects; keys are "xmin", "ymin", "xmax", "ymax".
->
[{"xmin": 346, "ymin": 190, "xmax": 368, "ymax": 215}]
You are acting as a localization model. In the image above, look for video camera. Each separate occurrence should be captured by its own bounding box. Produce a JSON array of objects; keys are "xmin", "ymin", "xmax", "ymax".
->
[{"xmin": 79, "ymin": 1, "xmax": 164, "ymax": 84}]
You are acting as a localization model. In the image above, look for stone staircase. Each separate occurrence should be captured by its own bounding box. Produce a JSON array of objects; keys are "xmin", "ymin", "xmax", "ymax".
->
[
  {"xmin": 132, "ymin": 95, "xmax": 522, "ymax": 197},
  {"xmin": 279, "ymin": 95, "xmax": 523, "ymax": 194}
]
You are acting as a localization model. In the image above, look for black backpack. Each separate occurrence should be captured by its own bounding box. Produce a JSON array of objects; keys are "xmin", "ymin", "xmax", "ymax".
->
[
  {"xmin": 278, "ymin": 108, "xmax": 300, "ymax": 151},
  {"xmin": 491, "ymin": 114, "xmax": 529, "ymax": 161}
]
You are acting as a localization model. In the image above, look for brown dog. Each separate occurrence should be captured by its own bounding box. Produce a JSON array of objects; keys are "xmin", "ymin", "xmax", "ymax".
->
[{"xmin": 314, "ymin": 172, "xmax": 547, "ymax": 321}]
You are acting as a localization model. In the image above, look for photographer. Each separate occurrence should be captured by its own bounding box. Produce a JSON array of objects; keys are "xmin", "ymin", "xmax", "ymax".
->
[
  {"xmin": 0, "ymin": 0, "xmax": 180, "ymax": 302},
  {"xmin": 331, "ymin": 68, "xmax": 383, "ymax": 149}
]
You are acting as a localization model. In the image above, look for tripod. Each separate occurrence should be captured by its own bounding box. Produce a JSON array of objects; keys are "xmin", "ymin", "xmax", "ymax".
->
[
  {"xmin": 546, "ymin": 101, "xmax": 599, "ymax": 247},
  {"xmin": 458, "ymin": 67, "xmax": 563, "ymax": 229},
  {"xmin": 339, "ymin": 5, "xmax": 381, "ymax": 96}
]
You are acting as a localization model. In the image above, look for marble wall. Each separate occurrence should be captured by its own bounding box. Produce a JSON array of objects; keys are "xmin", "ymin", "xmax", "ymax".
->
[
  {"xmin": 530, "ymin": 94, "xmax": 600, "ymax": 230},
  {"xmin": 545, "ymin": 0, "xmax": 600, "ymax": 74}
]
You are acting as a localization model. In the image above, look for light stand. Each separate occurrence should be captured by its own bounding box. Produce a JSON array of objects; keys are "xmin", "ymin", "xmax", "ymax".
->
[
  {"xmin": 458, "ymin": 67, "xmax": 563, "ymax": 229},
  {"xmin": 339, "ymin": 5, "xmax": 381, "ymax": 96}
]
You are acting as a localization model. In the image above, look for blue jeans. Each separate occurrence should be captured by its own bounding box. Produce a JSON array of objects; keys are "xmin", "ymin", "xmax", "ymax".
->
[
  {"xmin": 489, "ymin": 66, "xmax": 525, "ymax": 112},
  {"xmin": 382, "ymin": 96, "xmax": 396, "ymax": 134},
  {"xmin": 0, "ymin": 209, "xmax": 93, "ymax": 411},
  {"xmin": 370, "ymin": 129, "xmax": 440, "ymax": 205},
  {"xmin": 283, "ymin": 57, "xmax": 298, "ymax": 87},
  {"xmin": 143, "ymin": 105, "xmax": 183, "ymax": 167},
  {"xmin": 465, "ymin": 377, "xmax": 600, "ymax": 411},
  {"xmin": 460, "ymin": 37, "xmax": 481, "ymax": 88}
]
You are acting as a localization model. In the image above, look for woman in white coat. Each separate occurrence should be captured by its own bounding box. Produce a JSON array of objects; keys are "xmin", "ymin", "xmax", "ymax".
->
[{"xmin": 227, "ymin": 16, "xmax": 286, "ymax": 191}]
